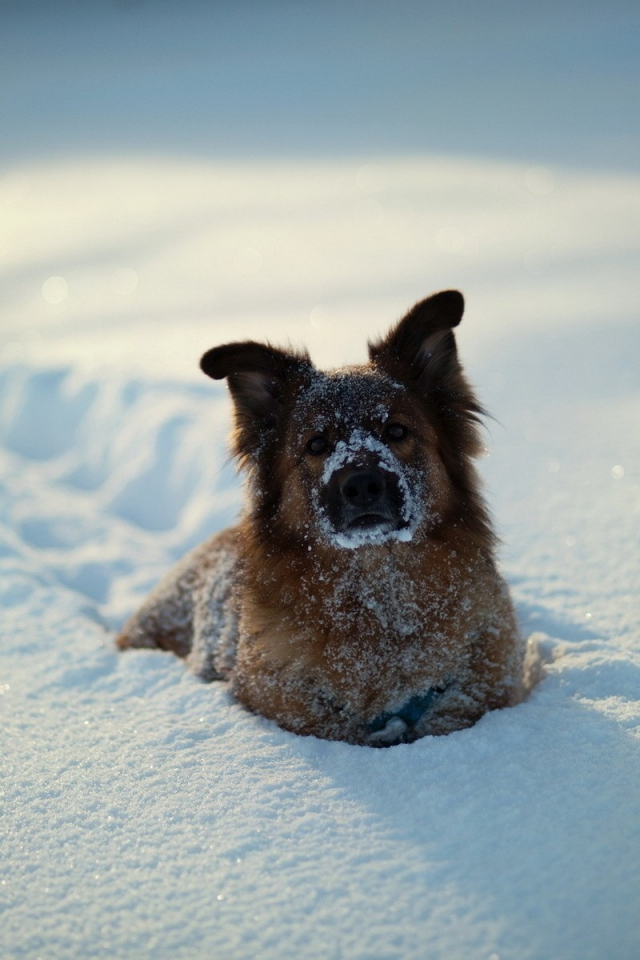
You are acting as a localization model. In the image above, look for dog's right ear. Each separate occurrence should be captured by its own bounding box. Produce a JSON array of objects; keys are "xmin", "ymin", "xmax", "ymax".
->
[{"xmin": 200, "ymin": 341, "xmax": 311, "ymax": 454}]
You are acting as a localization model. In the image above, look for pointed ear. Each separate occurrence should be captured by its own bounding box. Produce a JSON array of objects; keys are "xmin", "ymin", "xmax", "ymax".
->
[
  {"xmin": 200, "ymin": 341, "xmax": 311, "ymax": 457},
  {"xmin": 368, "ymin": 290, "xmax": 464, "ymax": 389}
]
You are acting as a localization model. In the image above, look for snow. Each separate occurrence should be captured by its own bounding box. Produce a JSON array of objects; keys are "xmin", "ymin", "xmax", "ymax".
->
[
  {"xmin": 2, "ymin": 154, "xmax": 639, "ymax": 959},
  {"xmin": 2, "ymin": 3, "xmax": 640, "ymax": 954}
]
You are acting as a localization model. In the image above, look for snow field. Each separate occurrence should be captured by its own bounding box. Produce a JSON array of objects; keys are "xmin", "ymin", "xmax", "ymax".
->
[{"xmin": 1, "ymin": 153, "xmax": 639, "ymax": 959}]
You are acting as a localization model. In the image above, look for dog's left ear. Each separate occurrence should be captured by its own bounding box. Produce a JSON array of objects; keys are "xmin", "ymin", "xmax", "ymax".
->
[{"xmin": 368, "ymin": 290, "xmax": 464, "ymax": 390}]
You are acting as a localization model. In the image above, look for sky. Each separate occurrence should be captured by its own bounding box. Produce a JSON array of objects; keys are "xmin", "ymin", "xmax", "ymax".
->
[{"xmin": 1, "ymin": 0, "xmax": 639, "ymax": 171}]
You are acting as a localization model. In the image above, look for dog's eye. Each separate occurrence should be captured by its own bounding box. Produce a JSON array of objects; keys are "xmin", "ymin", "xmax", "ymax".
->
[
  {"xmin": 385, "ymin": 423, "xmax": 408, "ymax": 442},
  {"xmin": 306, "ymin": 435, "xmax": 328, "ymax": 456}
]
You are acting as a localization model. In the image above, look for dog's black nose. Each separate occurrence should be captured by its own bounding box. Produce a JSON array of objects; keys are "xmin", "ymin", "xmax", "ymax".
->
[{"xmin": 340, "ymin": 469, "xmax": 386, "ymax": 509}]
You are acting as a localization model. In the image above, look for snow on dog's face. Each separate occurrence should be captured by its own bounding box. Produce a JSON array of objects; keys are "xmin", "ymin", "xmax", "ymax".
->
[
  {"xmin": 283, "ymin": 369, "xmax": 435, "ymax": 549},
  {"xmin": 200, "ymin": 290, "xmax": 490, "ymax": 552}
]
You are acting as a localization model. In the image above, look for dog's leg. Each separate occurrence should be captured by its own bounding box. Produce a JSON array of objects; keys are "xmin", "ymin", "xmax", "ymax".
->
[
  {"xmin": 117, "ymin": 528, "xmax": 239, "ymax": 679},
  {"xmin": 117, "ymin": 550, "xmax": 202, "ymax": 658},
  {"xmin": 423, "ymin": 592, "xmax": 526, "ymax": 735}
]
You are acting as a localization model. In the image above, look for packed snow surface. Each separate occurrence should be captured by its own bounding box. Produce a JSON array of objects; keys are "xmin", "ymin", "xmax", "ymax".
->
[{"xmin": 1, "ymin": 155, "xmax": 640, "ymax": 960}]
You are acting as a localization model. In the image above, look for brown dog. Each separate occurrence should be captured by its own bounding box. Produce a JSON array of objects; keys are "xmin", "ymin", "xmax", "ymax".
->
[{"xmin": 118, "ymin": 290, "xmax": 527, "ymax": 745}]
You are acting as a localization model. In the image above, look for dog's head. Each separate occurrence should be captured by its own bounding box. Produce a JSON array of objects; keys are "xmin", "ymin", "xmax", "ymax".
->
[{"xmin": 201, "ymin": 290, "xmax": 491, "ymax": 551}]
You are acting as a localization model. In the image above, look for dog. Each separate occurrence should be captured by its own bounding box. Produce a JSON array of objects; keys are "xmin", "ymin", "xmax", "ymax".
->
[{"xmin": 118, "ymin": 290, "xmax": 528, "ymax": 745}]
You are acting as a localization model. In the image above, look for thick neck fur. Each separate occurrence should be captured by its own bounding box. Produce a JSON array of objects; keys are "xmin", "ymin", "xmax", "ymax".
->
[{"xmin": 238, "ymin": 515, "xmax": 490, "ymax": 647}]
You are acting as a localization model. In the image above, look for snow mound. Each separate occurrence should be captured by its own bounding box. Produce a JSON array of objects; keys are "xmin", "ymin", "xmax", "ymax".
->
[{"xmin": 2, "ymin": 352, "xmax": 639, "ymax": 960}]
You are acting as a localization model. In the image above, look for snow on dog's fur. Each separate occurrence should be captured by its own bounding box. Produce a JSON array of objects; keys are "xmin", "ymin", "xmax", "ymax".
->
[{"xmin": 118, "ymin": 291, "xmax": 530, "ymax": 745}]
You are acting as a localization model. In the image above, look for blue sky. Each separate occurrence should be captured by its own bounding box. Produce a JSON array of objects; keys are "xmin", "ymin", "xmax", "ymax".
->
[{"xmin": 2, "ymin": 0, "xmax": 638, "ymax": 170}]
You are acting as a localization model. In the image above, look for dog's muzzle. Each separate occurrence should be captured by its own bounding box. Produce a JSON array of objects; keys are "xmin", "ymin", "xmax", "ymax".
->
[{"xmin": 324, "ymin": 463, "xmax": 407, "ymax": 534}]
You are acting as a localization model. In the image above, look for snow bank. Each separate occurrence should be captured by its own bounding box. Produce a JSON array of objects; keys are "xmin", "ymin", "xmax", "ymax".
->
[{"xmin": 1, "ymin": 155, "xmax": 639, "ymax": 960}]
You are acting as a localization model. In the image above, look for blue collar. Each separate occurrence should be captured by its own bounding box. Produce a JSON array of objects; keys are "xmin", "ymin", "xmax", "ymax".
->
[{"xmin": 366, "ymin": 685, "xmax": 447, "ymax": 742}]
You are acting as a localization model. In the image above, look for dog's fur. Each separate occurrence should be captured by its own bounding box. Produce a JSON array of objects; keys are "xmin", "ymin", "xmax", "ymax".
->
[{"xmin": 118, "ymin": 290, "xmax": 528, "ymax": 745}]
